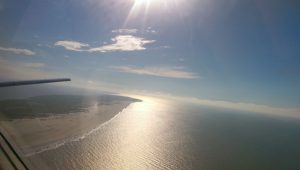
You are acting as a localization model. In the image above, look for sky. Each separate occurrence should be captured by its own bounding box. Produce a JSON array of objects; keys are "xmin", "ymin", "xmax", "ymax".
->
[{"xmin": 0, "ymin": 0, "xmax": 300, "ymax": 114}]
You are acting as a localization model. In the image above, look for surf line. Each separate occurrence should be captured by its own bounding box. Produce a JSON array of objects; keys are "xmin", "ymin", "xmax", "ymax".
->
[{"xmin": 25, "ymin": 104, "xmax": 133, "ymax": 157}]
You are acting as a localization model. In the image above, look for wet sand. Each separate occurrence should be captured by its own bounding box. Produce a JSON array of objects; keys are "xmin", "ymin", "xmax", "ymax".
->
[{"xmin": 0, "ymin": 101, "xmax": 132, "ymax": 155}]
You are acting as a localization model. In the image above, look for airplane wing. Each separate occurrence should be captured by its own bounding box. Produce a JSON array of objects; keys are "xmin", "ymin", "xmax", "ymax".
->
[
  {"xmin": 0, "ymin": 78, "xmax": 71, "ymax": 87},
  {"xmin": 0, "ymin": 78, "xmax": 71, "ymax": 169}
]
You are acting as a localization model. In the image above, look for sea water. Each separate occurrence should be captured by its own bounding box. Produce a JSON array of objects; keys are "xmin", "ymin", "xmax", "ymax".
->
[{"xmin": 27, "ymin": 99, "xmax": 300, "ymax": 170}]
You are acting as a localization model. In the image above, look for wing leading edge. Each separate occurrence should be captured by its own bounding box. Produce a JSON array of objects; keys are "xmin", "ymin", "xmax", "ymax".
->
[{"xmin": 0, "ymin": 78, "xmax": 71, "ymax": 87}]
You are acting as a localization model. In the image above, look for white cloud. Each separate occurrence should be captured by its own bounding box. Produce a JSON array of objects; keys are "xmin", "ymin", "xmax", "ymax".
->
[
  {"xmin": 89, "ymin": 35, "xmax": 155, "ymax": 52},
  {"xmin": 110, "ymin": 65, "xmax": 199, "ymax": 79},
  {"xmin": 112, "ymin": 29, "xmax": 138, "ymax": 34},
  {"xmin": 54, "ymin": 41, "xmax": 89, "ymax": 51},
  {"xmin": 54, "ymin": 35, "xmax": 155, "ymax": 53},
  {"xmin": 0, "ymin": 47, "xmax": 36, "ymax": 56}
]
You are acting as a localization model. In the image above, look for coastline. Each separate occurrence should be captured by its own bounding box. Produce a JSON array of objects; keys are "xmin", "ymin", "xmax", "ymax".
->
[{"xmin": 0, "ymin": 101, "xmax": 134, "ymax": 156}]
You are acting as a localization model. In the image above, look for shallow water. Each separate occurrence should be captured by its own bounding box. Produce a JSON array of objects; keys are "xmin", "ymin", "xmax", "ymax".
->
[{"xmin": 28, "ymin": 100, "xmax": 300, "ymax": 170}]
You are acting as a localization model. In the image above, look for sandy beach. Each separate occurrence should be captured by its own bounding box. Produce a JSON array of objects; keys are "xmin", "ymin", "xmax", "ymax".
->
[{"xmin": 0, "ymin": 101, "xmax": 132, "ymax": 156}]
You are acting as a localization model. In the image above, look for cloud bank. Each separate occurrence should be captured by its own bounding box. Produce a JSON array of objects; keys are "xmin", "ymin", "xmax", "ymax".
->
[
  {"xmin": 0, "ymin": 47, "xmax": 36, "ymax": 56},
  {"xmin": 124, "ymin": 90, "xmax": 300, "ymax": 119},
  {"xmin": 176, "ymin": 96, "xmax": 300, "ymax": 119},
  {"xmin": 111, "ymin": 65, "xmax": 199, "ymax": 79}
]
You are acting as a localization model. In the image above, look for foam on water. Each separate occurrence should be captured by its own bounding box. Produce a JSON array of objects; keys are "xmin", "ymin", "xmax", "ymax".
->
[{"xmin": 25, "ymin": 104, "xmax": 131, "ymax": 157}]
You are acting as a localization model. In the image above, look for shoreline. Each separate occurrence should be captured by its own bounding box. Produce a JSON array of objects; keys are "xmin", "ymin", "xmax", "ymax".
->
[{"xmin": 0, "ymin": 101, "xmax": 135, "ymax": 156}]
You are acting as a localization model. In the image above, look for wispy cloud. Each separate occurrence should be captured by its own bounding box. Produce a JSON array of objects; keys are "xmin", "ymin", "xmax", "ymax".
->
[
  {"xmin": 179, "ymin": 58, "xmax": 185, "ymax": 62},
  {"xmin": 0, "ymin": 47, "xmax": 36, "ymax": 56},
  {"xmin": 54, "ymin": 35, "xmax": 155, "ymax": 52},
  {"xmin": 0, "ymin": 59, "xmax": 51, "ymax": 80},
  {"xmin": 112, "ymin": 28, "xmax": 157, "ymax": 34},
  {"xmin": 112, "ymin": 29, "xmax": 138, "ymax": 34},
  {"xmin": 161, "ymin": 45, "xmax": 171, "ymax": 49},
  {"xmin": 89, "ymin": 35, "xmax": 155, "ymax": 52},
  {"xmin": 110, "ymin": 65, "xmax": 199, "ymax": 79},
  {"xmin": 145, "ymin": 27, "xmax": 157, "ymax": 34},
  {"xmin": 23, "ymin": 62, "xmax": 45, "ymax": 68},
  {"xmin": 0, "ymin": 58, "xmax": 119, "ymax": 93},
  {"xmin": 54, "ymin": 41, "xmax": 89, "ymax": 51}
]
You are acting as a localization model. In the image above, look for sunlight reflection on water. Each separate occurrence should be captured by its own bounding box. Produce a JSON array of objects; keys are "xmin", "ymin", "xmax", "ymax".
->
[
  {"xmin": 88, "ymin": 99, "xmax": 178, "ymax": 169},
  {"xmin": 30, "ymin": 98, "xmax": 300, "ymax": 170}
]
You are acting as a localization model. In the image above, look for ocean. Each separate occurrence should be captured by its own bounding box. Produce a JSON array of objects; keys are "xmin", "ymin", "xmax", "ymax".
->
[{"xmin": 27, "ymin": 99, "xmax": 300, "ymax": 169}]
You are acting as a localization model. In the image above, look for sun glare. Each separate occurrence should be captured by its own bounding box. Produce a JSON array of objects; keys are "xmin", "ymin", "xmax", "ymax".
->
[
  {"xmin": 133, "ymin": 0, "xmax": 152, "ymax": 7},
  {"xmin": 134, "ymin": 0, "xmax": 149, "ymax": 4},
  {"xmin": 124, "ymin": 0, "xmax": 174, "ymax": 27}
]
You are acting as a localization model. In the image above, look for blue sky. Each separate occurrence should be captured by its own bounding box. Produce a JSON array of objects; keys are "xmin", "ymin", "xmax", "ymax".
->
[{"xmin": 0, "ymin": 0, "xmax": 300, "ymax": 111}]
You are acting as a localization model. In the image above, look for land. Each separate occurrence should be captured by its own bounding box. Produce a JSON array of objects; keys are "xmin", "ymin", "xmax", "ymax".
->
[{"xmin": 0, "ymin": 95, "xmax": 141, "ymax": 155}]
